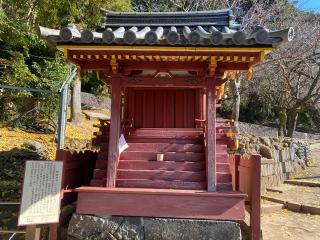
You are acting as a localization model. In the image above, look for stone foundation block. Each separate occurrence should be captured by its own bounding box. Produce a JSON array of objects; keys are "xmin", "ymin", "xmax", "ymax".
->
[{"xmin": 67, "ymin": 214, "xmax": 242, "ymax": 240}]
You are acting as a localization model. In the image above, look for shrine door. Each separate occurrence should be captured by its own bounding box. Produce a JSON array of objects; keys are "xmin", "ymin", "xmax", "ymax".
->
[{"xmin": 127, "ymin": 89, "xmax": 199, "ymax": 128}]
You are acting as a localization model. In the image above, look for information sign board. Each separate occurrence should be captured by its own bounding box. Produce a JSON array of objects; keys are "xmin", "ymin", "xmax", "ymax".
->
[{"xmin": 18, "ymin": 161, "xmax": 63, "ymax": 226}]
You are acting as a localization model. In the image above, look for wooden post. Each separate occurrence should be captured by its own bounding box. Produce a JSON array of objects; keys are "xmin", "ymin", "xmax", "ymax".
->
[
  {"xmin": 250, "ymin": 154, "xmax": 261, "ymax": 240},
  {"xmin": 25, "ymin": 225, "xmax": 41, "ymax": 240},
  {"xmin": 206, "ymin": 77, "xmax": 216, "ymax": 191},
  {"xmin": 49, "ymin": 224, "xmax": 59, "ymax": 240},
  {"xmin": 106, "ymin": 77, "xmax": 122, "ymax": 187},
  {"xmin": 206, "ymin": 57, "xmax": 217, "ymax": 192}
]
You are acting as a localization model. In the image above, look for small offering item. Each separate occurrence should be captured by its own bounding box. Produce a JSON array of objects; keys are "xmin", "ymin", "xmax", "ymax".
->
[{"xmin": 156, "ymin": 153, "xmax": 164, "ymax": 161}]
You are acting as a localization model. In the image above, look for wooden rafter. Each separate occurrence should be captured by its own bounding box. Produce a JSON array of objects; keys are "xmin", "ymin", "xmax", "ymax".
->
[{"xmin": 65, "ymin": 47, "xmax": 263, "ymax": 78}]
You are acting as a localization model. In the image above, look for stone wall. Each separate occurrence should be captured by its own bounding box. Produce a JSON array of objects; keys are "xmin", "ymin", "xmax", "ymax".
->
[
  {"xmin": 238, "ymin": 135, "xmax": 311, "ymax": 193},
  {"xmin": 67, "ymin": 214, "xmax": 242, "ymax": 240}
]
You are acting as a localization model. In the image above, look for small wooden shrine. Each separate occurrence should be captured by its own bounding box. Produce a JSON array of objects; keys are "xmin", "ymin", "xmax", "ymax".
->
[{"xmin": 40, "ymin": 9, "xmax": 294, "ymax": 239}]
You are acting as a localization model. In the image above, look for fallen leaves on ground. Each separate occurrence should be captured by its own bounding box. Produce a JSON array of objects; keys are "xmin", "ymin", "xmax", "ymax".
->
[{"xmin": 0, "ymin": 114, "xmax": 99, "ymax": 160}]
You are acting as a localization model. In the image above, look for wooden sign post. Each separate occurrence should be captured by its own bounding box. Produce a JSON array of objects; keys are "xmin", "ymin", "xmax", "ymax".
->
[{"xmin": 18, "ymin": 161, "xmax": 63, "ymax": 240}]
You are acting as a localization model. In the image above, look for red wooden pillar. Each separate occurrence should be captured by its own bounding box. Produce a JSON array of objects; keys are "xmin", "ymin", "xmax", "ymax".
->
[
  {"xmin": 106, "ymin": 76, "xmax": 122, "ymax": 187},
  {"xmin": 206, "ymin": 76, "xmax": 216, "ymax": 191},
  {"xmin": 251, "ymin": 154, "xmax": 261, "ymax": 240}
]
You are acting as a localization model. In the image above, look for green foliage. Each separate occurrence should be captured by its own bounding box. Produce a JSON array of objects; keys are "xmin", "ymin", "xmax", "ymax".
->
[
  {"xmin": 132, "ymin": 0, "xmax": 177, "ymax": 12},
  {"xmin": 82, "ymin": 72, "xmax": 109, "ymax": 97},
  {"xmin": 0, "ymin": 0, "xmax": 131, "ymax": 127},
  {"xmin": 297, "ymin": 108, "xmax": 320, "ymax": 132},
  {"xmin": 239, "ymin": 93, "xmax": 275, "ymax": 124},
  {"xmin": 1, "ymin": 0, "xmax": 132, "ymax": 29}
]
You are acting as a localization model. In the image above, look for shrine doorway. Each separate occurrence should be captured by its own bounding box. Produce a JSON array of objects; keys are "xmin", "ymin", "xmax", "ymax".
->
[{"xmin": 127, "ymin": 88, "xmax": 199, "ymax": 128}]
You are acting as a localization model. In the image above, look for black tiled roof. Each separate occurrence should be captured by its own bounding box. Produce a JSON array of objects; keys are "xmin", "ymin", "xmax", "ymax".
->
[
  {"xmin": 39, "ymin": 9, "xmax": 294, "ymax": 47},
  {"xmin": 100, "ymin": 9, "xmax": 236, "ymax": 27}
]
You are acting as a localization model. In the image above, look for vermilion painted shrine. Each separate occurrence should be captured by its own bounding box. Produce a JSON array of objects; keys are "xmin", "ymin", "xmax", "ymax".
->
[{"xmin": 40, "ymin": 9, "xmax": 294, "ymax": 240}]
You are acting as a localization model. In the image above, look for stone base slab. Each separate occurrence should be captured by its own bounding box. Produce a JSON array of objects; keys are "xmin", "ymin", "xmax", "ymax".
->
[{"xmin": 67, "ymin": 213, "xmax": 242, "ymax": 240}]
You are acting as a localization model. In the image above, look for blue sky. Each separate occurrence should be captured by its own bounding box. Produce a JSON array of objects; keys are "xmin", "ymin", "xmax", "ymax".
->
[{"xmin": 292, "ymin": 0, "xmax": 320, "ymax": 13}]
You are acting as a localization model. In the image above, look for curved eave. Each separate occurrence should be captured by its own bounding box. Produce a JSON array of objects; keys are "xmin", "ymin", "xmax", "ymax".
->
[{"xmin": 39, "ymin": 25, "xmax": 294, "ymax": 48}]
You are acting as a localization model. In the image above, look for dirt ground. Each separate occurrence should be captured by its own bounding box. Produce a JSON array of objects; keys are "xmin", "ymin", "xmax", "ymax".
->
[
  {"xmin": 262, "ymin": 209, "xmax": 320, "ymax": 240},
  {"xmin": 261, "ymin": 143, "xmax": 320, "ymax": 240}
]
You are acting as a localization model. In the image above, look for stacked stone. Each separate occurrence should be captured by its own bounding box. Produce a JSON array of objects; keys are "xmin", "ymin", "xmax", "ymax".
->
[{"xmin": 237, "ymin": 134, "xmax": 310, "ymax": 193}]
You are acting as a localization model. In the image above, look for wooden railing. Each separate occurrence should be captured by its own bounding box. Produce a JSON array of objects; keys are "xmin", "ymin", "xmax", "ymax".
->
[{"xmin": 229, "ymin": 154, "xmax": 262, "ymax": 240}]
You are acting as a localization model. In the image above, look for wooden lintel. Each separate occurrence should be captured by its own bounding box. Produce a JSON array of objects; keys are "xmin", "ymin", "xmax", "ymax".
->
[
  {"xmin": 106, "ymin": 77, "xmax": 122, "ymax": 187},
  {"xmin": 122, "ymin": 61, "xmax": 207, "ymax": 71},
  {"xmin": 121, "ymin": 76, "xmax": 206, "ymax": 88}
]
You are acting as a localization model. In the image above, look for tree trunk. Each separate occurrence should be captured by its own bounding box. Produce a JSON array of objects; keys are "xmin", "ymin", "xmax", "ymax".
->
[
  {"xmin": 278, "ymin": 108, "xmax": 287, "ymax": 137},
  {"xmin": 230, "ymin": 78, "xmax": 241, "ymax": 132},
  {"xmin": 286, "ymin": 110, "xmax": 299, "ymax": 138},
  {"xmin": 71, "ymin": 77, "xmax": 82, "ymax": 124}
]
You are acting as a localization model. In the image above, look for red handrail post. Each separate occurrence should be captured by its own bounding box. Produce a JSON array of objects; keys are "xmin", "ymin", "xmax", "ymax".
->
[{"xmin": 250, "ymin": 154, "xmax": 261, "ymax": 240}]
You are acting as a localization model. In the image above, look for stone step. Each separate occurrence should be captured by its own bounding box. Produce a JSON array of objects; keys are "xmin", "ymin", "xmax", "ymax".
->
[{"xmin": 284, "ymin": 179, "xmax": 320, "ymax": 187}]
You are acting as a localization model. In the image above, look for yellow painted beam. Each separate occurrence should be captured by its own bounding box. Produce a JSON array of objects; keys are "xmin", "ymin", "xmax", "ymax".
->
[
  {"xmin": 179, "ymin": 56, "xmax": 186, "ymax": 62},
  {"xmin": 146, "ymin": 55, "xmax": 153, "ymax": 61},
  {"xmin": 218, "ymin": 56, "xmax": 224, "ymax": 61},
  {"xmin": 77, "ymin": 66, "xmax": 81, "ymax": 78},
  {"xmin": 200, "ymin": 56, "xmax": 209, "ymax": 61},
  {"xmin": 231, "ymin": 71, "xmax": 237, "ymax": 80},
  {"xmin": 247, "ymin": 67, "xmax": 253, "ymax": 80},
  {"xmin": 63, "ymin": 49, "xmax": 68, "ymax": 58},
  {"xmin": 155, "ymin": 55, "xmax": 161, "ymax": 61},
  {"xmin": 138, "ymin": 55, "xmax": 145, "ymax": 61},
  {"xmin": 172, "ymin": 56, "xmax": 178, "ymax": 61},
  {"xmin": 110, "ymin": 55, "xmax": 118, "ymax": 74},
  {"xmin": 222, "ymin": 71, "xmax": 228, "ymax": 79},
  {"xmin": 193, "ymin": 56, "xmax": 200, "ymax": 62},
  {"xmin": 208, "ymin": 56, "xmax": 217, "ymax": 76},
  {"xmin": 57, "ymin": 45, "xmax": 273, "ymax": 53},
  {"xmin": 260, "ymin": 51, "xmax": 265, "ymax": 61},
  {"xmin": 72, "ymin": 54, "xmax": 77, "ymax": 59},
  {"xmin": 162, "ymin": 56, "xmax": 168, "ymax": 61}
]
